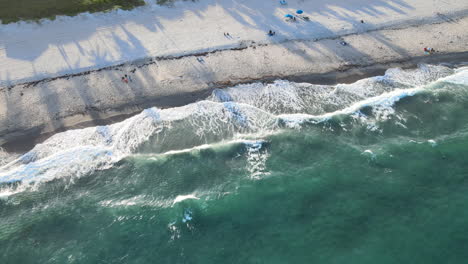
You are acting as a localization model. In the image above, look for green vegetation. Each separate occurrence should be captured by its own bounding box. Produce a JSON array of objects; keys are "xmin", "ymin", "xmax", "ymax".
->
[{"xmin": 0, "ymin": 0, "xmax": 146, "ymax": 24}]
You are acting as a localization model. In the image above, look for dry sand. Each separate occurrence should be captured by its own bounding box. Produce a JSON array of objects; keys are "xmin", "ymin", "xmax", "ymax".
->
[{"xmin": 0, "ymin": 0, "xmax": 468, "ymax": 150}]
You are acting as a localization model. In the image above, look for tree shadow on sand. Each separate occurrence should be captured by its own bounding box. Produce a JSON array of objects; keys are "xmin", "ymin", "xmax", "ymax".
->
[{"xmin": 0, "ymin": 0, "xmax": 431, "ymax": 149}]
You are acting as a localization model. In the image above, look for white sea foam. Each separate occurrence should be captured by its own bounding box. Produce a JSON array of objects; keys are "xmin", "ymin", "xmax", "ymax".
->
[
  {"xmin": 208, "ymin": 64, "xmax": 456, "ymax": 116},
  {"xmin": 173, "ymin": 194, "xmax": 200, "ymax": 205},
  {"xmin": 362, "ymin": 149, "xmax": 377, "ymax": 160},
  {"xmin": 428, "ymin": 139, "xmax": 437, "ymax": 147},
  {"xmin": 278, "ymin": 86, "xmax": 423, "ymax": 127},
  {"xmin": 0, "ymin": 64, "xmax": 465, "ymax": 193},
  {"xmin": 0, "ymin": 101, "xmax": 277, "ymax": 187},
  {"xmin": 244, "ymin": 140, "xmax": 269, "ymax": 180},
  {"xmin": 440, "ymin": 66, "xmax": 468, "ymax": 85},
  {"xmin": 0, "ymin": 148, "xmax": 17, "ymax": 167}
]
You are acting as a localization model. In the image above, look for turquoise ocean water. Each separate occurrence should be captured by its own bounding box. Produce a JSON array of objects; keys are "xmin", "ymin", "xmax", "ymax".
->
[{"xmin": 1, "ymin": 64, "xmax": 468, "ymax": 263}]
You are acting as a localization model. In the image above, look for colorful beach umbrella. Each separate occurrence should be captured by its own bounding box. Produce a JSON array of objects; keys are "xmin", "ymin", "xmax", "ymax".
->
[
  {"xmin": 296, "ymin": 10, "xmax": 304, "ymax": 14},
  {"xmin": 284, "ymin": 14, "xmax": 294, "ymax": 18}
]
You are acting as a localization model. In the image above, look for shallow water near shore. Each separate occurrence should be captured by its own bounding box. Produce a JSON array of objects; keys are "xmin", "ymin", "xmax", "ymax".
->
[{"xmin": 1, "ymin": 64, "xmax": 468, "ymax": 263}]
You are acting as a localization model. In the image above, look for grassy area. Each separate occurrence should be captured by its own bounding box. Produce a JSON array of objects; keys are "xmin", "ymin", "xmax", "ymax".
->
[{"xmin": 0, "ymin": 0, "xmax": 146, "ymax": 24}]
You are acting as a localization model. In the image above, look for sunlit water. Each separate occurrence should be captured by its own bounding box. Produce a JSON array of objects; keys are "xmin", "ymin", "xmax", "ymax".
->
[{"xmin": 1, "ymin": 64, "xmax": 468, "ymax": 263}]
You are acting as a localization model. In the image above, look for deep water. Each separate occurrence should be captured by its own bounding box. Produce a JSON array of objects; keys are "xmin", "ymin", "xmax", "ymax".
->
[{"xmin": 1, "ymin": 64, "xmax": 468, "ymax": 263}]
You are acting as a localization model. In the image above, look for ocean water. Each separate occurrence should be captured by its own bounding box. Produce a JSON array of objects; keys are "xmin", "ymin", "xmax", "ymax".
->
[{"xmin": 1, "ymin": 64, "xmax": 468, "ymax": 263}]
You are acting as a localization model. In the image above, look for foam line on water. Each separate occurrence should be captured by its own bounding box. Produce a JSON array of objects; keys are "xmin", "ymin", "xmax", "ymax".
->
[
  {"xmin": 440, "ymin": 66, "xmax": 468, "ymax": 85},
  {"xmin": 208, "ymin": 64, "xmax": 456, "ymax": 116},
  {"xmin": 0, "ymin": 64, "xmax": 465, "ymax": 191},
  {"xmin": 133, "ymin": 138, "xmax": 269, "ymax": 158},
  {"xmin": 0, "ymin": 102, "xmax": 277, "ymax": 187},
  {"xmin": 278, "ymin": 86, "xmax": 423, "ymax": 127},
  {"xmin": 173, "ymin": 195, "xmax": 200, "ymax": 206}
]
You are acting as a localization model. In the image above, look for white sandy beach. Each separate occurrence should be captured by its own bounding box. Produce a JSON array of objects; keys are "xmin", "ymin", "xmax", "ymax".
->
[
  {"xmin": 0, "ymin": 0, "xmax": 468, "ymax": 148},
  {"xmin": 1, "ymin": 0, "xmax": 467, "ymax": 86}
]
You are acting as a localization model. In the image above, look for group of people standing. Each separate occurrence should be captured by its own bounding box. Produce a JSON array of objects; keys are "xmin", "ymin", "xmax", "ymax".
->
[
  {"xmin": 121, "ymin": 74, "xmax": 132, "ymax": 83},
  {"xmin": 424, "ymin": 47, "xmax": 436, "ymax": 55}
]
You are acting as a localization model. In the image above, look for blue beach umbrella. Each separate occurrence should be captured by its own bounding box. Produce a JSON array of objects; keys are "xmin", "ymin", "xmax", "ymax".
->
[
  {"xmin": 284, "ymin": 14, "xmax": 294, "ymax": 18},
  {"xmin": 296, "ymin": 10, "xmax": 304, "ymax": 14}
]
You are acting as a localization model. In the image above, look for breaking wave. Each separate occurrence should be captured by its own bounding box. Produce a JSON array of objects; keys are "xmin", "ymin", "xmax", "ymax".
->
[{"xmin": 0, "ymin": 64, "xmax": 466, "ymax": 193}]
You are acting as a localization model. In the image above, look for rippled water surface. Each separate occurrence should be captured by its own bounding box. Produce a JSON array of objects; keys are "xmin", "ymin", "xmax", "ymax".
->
[{"xmin": 1, "ymin": 64, "xmax": 468, "ymax": 263}]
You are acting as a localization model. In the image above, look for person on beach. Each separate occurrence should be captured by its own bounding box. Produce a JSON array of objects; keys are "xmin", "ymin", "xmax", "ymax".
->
[
  {"xmin": 268, "ymin": 30, "xmax": 276, "ymax": 36},
  {"xmin": 424, "ymin": 47, "xmax": 435, "ymax": 55},
  {"xmin": 121, "ymin": 76, "xmax": 128, "ymax": 83},
  {"xmin": 125, "ymin": 74, "xmax": 132, "ymax": 82}
]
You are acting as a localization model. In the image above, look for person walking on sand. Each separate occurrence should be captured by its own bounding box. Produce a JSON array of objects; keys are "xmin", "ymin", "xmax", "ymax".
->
[
  {"xmin": 121, "ymin": 76, "xmax": 128, "ymax": 83},
  {"xmin": 125, "ymin": 74, "xmax": 132, "ymax": 82}
]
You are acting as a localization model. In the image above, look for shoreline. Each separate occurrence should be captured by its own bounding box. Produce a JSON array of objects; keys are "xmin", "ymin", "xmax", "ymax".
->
[
  {"xmin": 1, "ymin": 11, "xmax": 468, "ymax": 153},
  {"xmin": 2, "ymin": 51, "xmax": 468, "ymax": 153}
]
